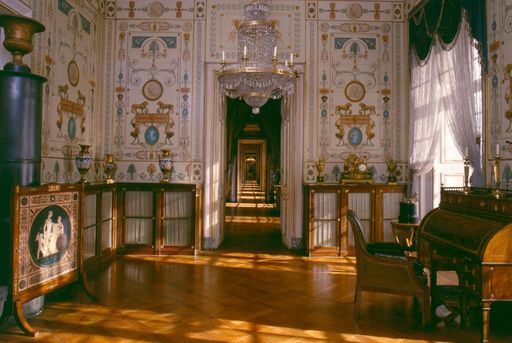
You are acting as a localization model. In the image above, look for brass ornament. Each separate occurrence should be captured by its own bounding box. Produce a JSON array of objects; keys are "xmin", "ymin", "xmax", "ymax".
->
[{"xmin": 341, "ymin": 153, "xmax": 373, "ymax": 184}]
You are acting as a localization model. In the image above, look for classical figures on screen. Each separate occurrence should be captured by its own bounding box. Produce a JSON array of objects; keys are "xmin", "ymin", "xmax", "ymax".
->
[{"xmin": 34, "ymin": 210, "xmax": 68, "ymax": 259}]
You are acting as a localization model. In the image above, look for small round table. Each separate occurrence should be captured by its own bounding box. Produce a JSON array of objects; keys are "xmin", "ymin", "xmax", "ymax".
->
[{"xmin": 391, "ymin": 220, "xmax": 419, "ymax": 252}]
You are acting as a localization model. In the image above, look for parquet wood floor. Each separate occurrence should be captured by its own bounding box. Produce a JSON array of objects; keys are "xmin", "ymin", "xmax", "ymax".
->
[{"xmin": 1, "ymin": 198, "xmax": 511, "ymax": 342}]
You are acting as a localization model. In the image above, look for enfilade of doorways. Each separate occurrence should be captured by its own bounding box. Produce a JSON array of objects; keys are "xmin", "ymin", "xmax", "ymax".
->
[{"xmin": 221, "ymin": 98, "xmax": 285, "ymax": 252}]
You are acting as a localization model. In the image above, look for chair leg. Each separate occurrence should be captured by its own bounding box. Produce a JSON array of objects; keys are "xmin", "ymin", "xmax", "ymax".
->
[
  {"xmin": 354, "ymin": 285, "xmax": 361, "ymax": 320},
  {"xmin": 422, "ymin": 294, "xmax": 432, "ymax": 328}
]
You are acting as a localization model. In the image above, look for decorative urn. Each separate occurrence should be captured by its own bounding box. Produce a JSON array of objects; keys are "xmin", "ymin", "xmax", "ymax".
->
[
  {"xmin": 75, "ymin": 144, "xmax": 93, "ymax": 183},
  {"xmin": 103, "ymin": 154, "xmax": 116, "ymax": 183},
  {"xmin": 315, "ymin": 158, "xmax": 325, "ymax": 183},
  {"xmin": 159, "ymin": 149, "xmax": 173, "ymax": 182},
  {"xmin": 386, "ymin": 159, "xmax": 398, "ymax": 184},
  {"xmin": 0, "ymin": 14, "xmax": 45, "ymax": 72}
]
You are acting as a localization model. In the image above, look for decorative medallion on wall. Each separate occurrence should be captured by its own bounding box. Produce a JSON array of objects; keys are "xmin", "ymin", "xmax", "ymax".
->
[
  {"xmin": 348, "ymin": 127, "xmax": 363, "ymax": 146},
  {"xmin": 345, "ymin": 3, "xmax": 364, "ymax": 20},
  {"xmin": 67, "ymin": 60, "xmax": 80, "ymax": 86},
  {"xmin": 145, "ymin": 125, "xmax": 160, "ymax": 145},
  {"xmin": 506, "ymin": 3, "xmax": 512, "ymax": 33},
  {"xmin": 142, "ymin": 79, "xmax": 164, "ymax": 101},
  {"xmin": 106, "ymin": 0, "xmax": 116, "ymax": 18},
  {"xmin": 344, "ymin": 80, "xmax": 366, "ymax": 102},
  {"xmin": 195, "ymin": 1, "xmax": 205, "ymax": 19},
  {"xmin": 68, "ymin": 116, "xmax": 77, "ymax": 139},
  {"xmin": 307, "ymin": 2, "xmax": 317, "ymax": 19},
  {"xmin": 147, "ymin": 1, "xmax": 165, "ymax": 19}
]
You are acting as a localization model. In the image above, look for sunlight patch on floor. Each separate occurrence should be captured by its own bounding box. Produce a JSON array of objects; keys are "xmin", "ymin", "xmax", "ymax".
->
[{"xmin": 225, "ymin": 215, "xmax": 280, "ymax": 224}]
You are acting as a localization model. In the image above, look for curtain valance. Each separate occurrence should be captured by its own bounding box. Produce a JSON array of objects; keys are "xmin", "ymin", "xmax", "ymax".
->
[{"xmin": 409, "ymin": 0, "xmax": 487, "ymax": 70}]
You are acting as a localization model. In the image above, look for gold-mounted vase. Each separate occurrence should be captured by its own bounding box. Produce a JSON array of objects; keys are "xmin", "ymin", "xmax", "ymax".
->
[
  {"xmin": 386, "ymin": 159, "xmax": 398, "ymax": 184},
  {"xmin": 75, "ymin": 144, "xmax": 93, "ymax": 183},
  {"xmin": 0, "ymin": 14, "xmax": 45, "ymax": 72},
  {"xmin": 103, "ymin": 154, "xmax": 116, "ymax": 184},
  {"xmin": 159, "ymin": 149, "xmax": 173, "ymax": 183},
  {"xmin": 315, "ymin": 158, "xmax": 325, "ymax": 183}
]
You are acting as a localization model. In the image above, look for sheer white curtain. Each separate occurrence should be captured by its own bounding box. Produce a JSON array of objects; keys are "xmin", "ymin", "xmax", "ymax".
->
[
  {"xmin": 437, "ymin": 18, "xmax": 483, "ymax": 186},
  {"xmin": 409, "ymin": 16, "xmax": 484, "ymax": 203},
  {"xmin": 408, "ymin": 45, "xmax": 443, "ymax": 199}
]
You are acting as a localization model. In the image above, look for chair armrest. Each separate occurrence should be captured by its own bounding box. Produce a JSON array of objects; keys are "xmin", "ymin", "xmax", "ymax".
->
[{"xmin": 367, "ymin": 242, "xmax": 406, "ymax": 257}]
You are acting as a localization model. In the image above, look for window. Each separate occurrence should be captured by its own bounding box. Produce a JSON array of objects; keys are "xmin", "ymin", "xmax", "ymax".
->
[
  {"xmin": 409, "ymin": 19, "xmax": 484, "ymax": 216},
  {"xmin": 432, "ymin": 45, "xmax": 483, "ymax": 207}
]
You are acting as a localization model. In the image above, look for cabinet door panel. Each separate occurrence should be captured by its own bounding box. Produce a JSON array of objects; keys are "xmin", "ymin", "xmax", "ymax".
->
[
  {"xmin": 348, "ymin": 192, "xmax": 372, "ymax": 245},
  {"xmin": 382, "ymin": 192, "xmax": 402, "ymax": 242}
]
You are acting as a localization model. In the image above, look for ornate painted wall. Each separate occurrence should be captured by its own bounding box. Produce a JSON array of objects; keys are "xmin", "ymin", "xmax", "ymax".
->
[
  {"xmin": 107, "ymin": 0, "xmax": 199, "ymax": 182},
  {"xmin": 303, "ymin": 1, "xmax": 409, "ymax": 184},
  {"xmin": 28, "ymin": 0, "xmax": 409, "ymax": 186},
  {"xmin": 488, "ymin": 0, "xmax": 512, "ymax": 189},
  {"xmin": 31, "ymin": 0, "xmax": 106, "ymax": 184}
]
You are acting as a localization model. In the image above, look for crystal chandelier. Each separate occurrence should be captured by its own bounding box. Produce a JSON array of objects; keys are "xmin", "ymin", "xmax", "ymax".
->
[{"xmin": 218, "ymin": 0, "xmax": 297, "ymax": 115}]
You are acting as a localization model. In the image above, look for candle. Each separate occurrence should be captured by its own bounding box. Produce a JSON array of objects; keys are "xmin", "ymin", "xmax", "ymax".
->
[
  {"xmin": 285, "ymin": 59, "xmax": 289, "ymax": 67},
  {"xmin": 290, "ymin": 52, "xmax": 293, "ymax": 64},
  {"xmin": 243, "ymin": 46, "xmax": 247, "ymax": 58},
  {"xmin": 465, "ymin": 147, "xmax": 468, "ymax": 157},
  {"xmin": 222, "ymin": 51, "xmax": 225, "ymax": 62},
  {"xmin": 496, "ymin": 143, "xmax": 500, "ymax": 156},
  {"xmin": 273, "ymin": 46, "xmax": 277, "ymax": 58}
]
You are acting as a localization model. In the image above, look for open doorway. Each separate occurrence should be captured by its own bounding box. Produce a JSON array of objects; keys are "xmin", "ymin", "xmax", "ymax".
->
[{"xmin": 222, "ymin": 98, "xmax": 285, "ymax": 252}]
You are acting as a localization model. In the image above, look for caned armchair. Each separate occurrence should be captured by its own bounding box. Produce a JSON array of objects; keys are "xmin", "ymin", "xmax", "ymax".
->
[{"xmin": 347, "ymin": 210, "xmax": 431, "ymax": 327}]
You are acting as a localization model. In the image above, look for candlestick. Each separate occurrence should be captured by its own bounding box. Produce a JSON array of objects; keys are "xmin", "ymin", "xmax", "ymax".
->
[
  {"xmin": 492, "ymin": 155, "xmax": 502, "ymax": 198},
  {"xmin": 463, "ymin": 155, "xmax": 470, "ymax": 194}
]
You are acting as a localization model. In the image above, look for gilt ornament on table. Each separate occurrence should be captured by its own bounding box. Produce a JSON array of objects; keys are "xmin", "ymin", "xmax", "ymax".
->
[{"xmin": 341, "ymin": 153, "xmax": 373, "ymax": 184}]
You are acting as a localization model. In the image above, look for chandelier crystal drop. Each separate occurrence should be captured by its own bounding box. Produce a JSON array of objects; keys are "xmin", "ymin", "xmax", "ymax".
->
[{"xmin": 218, "ymin": 0, "xmax": 297, "ymax": 115}]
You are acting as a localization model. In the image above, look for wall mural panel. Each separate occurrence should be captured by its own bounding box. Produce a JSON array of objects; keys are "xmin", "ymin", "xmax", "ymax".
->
[
  {"xmin": 310, "ymin": 1, "xmax": 406, "ymax": 184},
  {"xmin": 31, "ymin": 0, "xmax": 406, "ymax": 187},
  {"xmin": 112, "ymin": 0, "xmax": 195, "ymax": 182},
  {"xmin": 34, "ymin": 0, "xmax": 105, "ymax": 184}
]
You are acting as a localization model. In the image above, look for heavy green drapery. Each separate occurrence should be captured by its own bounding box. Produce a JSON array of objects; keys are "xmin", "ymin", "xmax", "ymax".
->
[{"xmin": 409, "ymin": 0, "xmax": 487, "ymax": 70}]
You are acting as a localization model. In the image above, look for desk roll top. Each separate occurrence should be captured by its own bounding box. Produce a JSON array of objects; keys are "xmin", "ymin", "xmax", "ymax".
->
[{"xmin": 418, "ymin": 187, "xmax": 512, "ymax": 343}]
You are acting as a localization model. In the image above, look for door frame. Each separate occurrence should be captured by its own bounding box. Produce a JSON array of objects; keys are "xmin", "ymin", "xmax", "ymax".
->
[{"xmin": 202, "ymin": 63, "xmax": 304, "ymax": 250}]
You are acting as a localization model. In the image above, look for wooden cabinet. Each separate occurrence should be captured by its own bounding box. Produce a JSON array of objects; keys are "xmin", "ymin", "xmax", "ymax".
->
[
  {"xmin": 83, "ymin": 183, "xmax": 117, "ymax": 271},
  {"xmin": 303, "ymin": 184, "xmax": 406, "ymax": 256},
  {"xmin": 81, "ymin": 182, "xmax": 197, "ymax": 270},
  {"xmin": 118, "ymin": 183, "xmax": 196, "ymax": 255}
]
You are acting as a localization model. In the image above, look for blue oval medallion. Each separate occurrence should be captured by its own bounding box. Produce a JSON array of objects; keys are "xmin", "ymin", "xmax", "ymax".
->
[
  {"xmin": 492, "ymin": 75, "xmax": 499, "ymax": 88},
  {"xmin": 348, "ymin": 127, "xmax": 363, "ymax": 146},
  {"xmin": 145, "ymin": 125, "xmax": 159, "ymax": 145},
  {"xmin": 383, "ymin": 110, "xmax": 389, "ymax": 118},
  {"xmin": 68, "ymin": 117, "xmax": 76, "ymax": 139}
]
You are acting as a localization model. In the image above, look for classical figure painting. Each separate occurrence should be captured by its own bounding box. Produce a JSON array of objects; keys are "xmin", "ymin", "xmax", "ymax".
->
[
  {"xmin": 12, "ymin": 184, "xmax": 80, "ymax": 299},
  {"xmin": 30, "ymin": 205, "xmax": 71, "ymax": 267}
]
